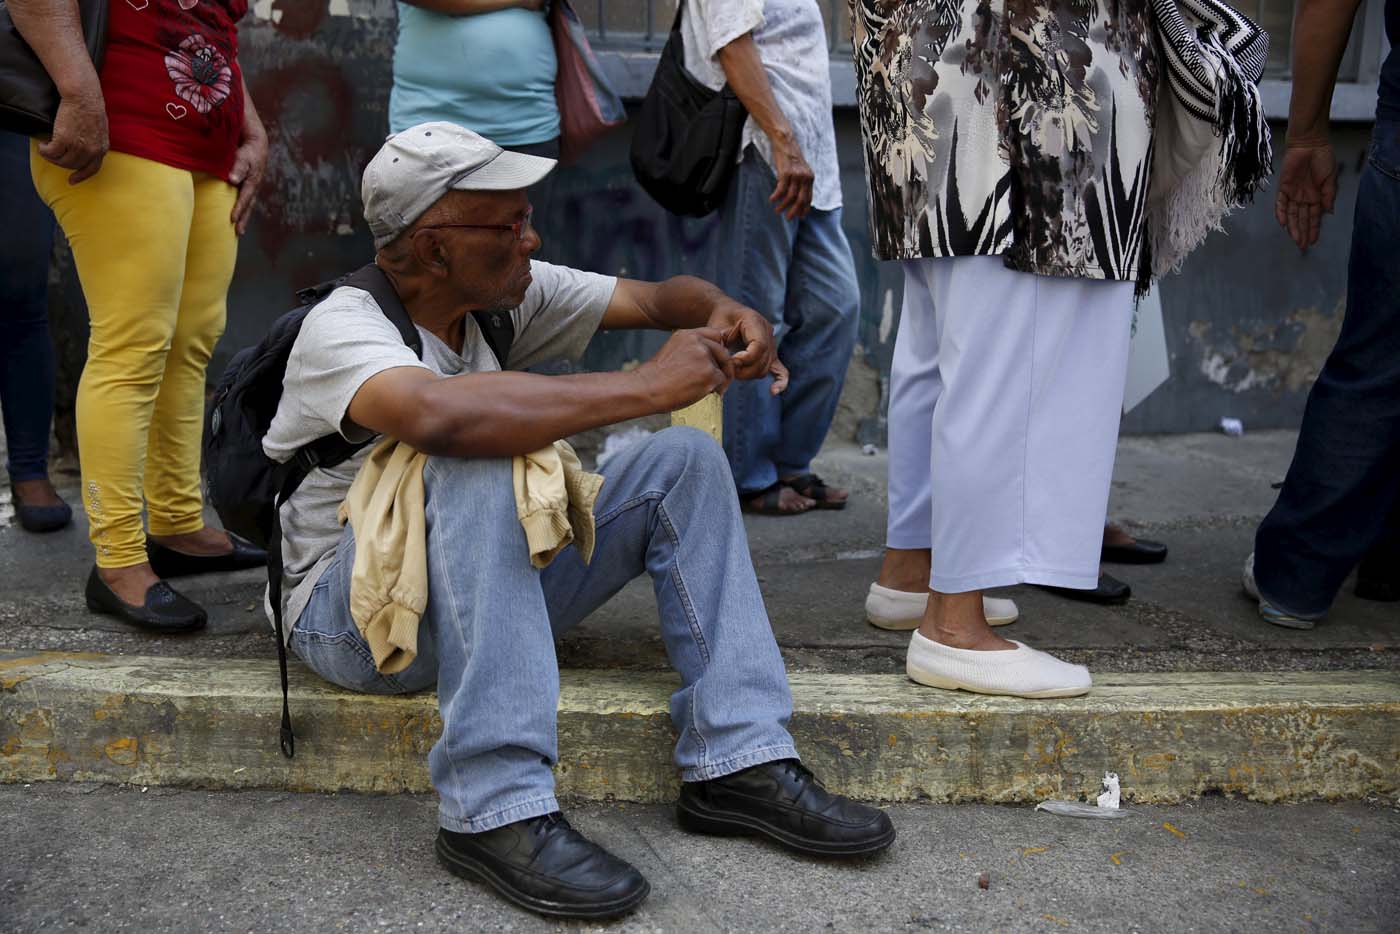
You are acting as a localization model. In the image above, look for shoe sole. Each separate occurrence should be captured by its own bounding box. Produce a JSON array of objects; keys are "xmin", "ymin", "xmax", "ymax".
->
[
  {"xmin": 868, "ymin": 612, "xmax": 1017, "ymax": 631},
  {"xmin": 675, "ymin": 798, "xmax": 896, "ymax": 858},
  {"xmin": 1258, "ymin": 607, "xmax": 1316, "ymax": 630},
  {"xmin": 434, "ymin": 837, "xmax": 649, "ymax": 920},
  {"xmin": 906, "ymin": 667, "xmax": 1090, "ymax": 699},
  {"xmin": 84, "ymin": 598, "xmax": 208, "ymax": 634}
]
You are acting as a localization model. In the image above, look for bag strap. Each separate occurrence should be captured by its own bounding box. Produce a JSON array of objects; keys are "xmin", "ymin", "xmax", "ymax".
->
[
  {"xmin": 272, "ymin": 263, "xmax": 425, "ymax": 758},
  {"xmin": 470, "ymin": 309, "xmax": 515, "ymax": 368}
]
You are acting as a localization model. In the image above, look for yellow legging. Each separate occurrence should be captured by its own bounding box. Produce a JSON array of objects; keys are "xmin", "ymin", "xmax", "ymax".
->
[{"xmin": 32, "ymin": 148, "xmax": 237, "ymax": 569}]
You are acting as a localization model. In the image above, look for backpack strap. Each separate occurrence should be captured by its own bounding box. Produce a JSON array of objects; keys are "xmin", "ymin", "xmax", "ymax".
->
[
  {"xmin": 270, "ymin": 263, "xmax": 425, "ymax": 759},
  {"xmin": 470, "ymin": 309, "xmax": 516, "ymax": 369}
]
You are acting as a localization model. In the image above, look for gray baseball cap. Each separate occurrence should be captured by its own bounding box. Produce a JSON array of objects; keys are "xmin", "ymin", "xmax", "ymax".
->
[{"xmin": 361, "ymin": 122, "xmax": 556, "ymax": 249}]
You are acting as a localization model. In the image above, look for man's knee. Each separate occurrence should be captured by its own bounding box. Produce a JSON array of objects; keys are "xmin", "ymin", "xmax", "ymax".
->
[
  {"xmin": 640, "ymin": 426, "xmax": 732, "ymax": 485},
  {"xmin": 422, "ymin": 454, "xmax": 518, "ymax": 522}
]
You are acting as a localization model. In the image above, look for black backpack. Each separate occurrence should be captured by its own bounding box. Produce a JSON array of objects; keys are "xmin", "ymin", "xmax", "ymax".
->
[
  {"xmin": 628, "ymin": 0, "xmax": 747, "ymax": 217},
  {"xmin": 204, "ymin": 263, "xmax": 514, "ymax": 758}
]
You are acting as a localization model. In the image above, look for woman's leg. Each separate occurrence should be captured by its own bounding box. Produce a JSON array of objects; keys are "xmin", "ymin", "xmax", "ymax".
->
[
  {"xmin": 879, "ymin": 260, "xmax": 941, "ymax": 591},
  {"xmin": 144, "ymin": 172, "xmax": 238, "ymax": 551},
  {"xmin": 0, "ymin": 132, "xmax": 62, "ymax": 503},
  {"xmin": 31, "ymin": 148, "xmax": 194, "ymax": 597},
  {"xmin": 917, "ymin": 256, "xmax": 1131, "ymax": 650}
]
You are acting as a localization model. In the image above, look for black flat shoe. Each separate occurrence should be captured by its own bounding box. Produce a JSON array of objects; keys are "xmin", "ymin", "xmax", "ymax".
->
[
  {"xmin": 10, "ymin": 485, "xmax": 73, "ymax": 533},
  {"xmin": 84, "ymin": 566, "xmax": 208, "ymax": 633},
  {"xmin": 1036, "ymin": 573, "xmax": 1132, "ymax": 606},
  {"xmin": 676, "ymin": 759, "xmax": 895, "ymax": 858},
  {"xmin": 435, "ymin": 813, "xmax": 649, "ymax": 920},
  {"xmin": 1355, "ymin": 578, "xmax": 1399, "ymax": 602},
  {"xmin": 1102, "ymin": 538, "xmax": 1169, "ymax": 564},
  {"xmin": 147, "ymin": 534, "xmax": 267, "ymax": 578}
]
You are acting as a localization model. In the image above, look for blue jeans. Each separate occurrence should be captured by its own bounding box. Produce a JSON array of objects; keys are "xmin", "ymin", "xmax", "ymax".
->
[
  {"xmin": 712, "ymin": 148, "xmax": 860, "ymax": 495},
  {"xmin": 291, "ymin": 428, "xmax": 798, "ymax": 832},
  {"xmin": 1255, "ymin": 120, "xmax": 1400, "ymax": 617},
  {"xmin": 0, "ymin": 131, "xmax": 58, "ymax": 483}
]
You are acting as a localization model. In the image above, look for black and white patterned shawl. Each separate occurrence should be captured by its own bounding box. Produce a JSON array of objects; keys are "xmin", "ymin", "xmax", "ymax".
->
[{"xmin": 1145, "ymin": 0, "xmax": 1273, "ymax": 282}]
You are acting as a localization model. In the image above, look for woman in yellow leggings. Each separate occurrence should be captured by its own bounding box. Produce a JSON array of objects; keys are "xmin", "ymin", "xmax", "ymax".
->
[{"xmin": 16, "ymin": 0, "xmax": 267, "ymax": 631}]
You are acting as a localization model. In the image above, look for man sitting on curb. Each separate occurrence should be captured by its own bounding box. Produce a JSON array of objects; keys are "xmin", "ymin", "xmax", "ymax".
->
[{"xmin": 261, "ymin": 123, "xmax": 895, "ymax": 920}]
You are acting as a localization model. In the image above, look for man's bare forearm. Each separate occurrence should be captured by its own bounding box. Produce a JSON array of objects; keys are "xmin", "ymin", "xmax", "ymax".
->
[
  {"xmin": 716, "ymin": 33, "xmax": 796, "ymax": 148},
  {"xmin": 603, "ymin": 275, "xmax": 742, "ymax": 332},
  {"xmin": 1286, "ymin": 0, "xmax": 1365, "ymax": 144},
  {"xmin": 399, "ymin": 369, "xmax": 657, "ymax": 458},
  {"xmin": 8, "ymin": 0, "xmax": 102, "ymax": 98}
]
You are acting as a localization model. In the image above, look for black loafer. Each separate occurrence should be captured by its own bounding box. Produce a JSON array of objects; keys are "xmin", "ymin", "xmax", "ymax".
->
[
  {"xmin": 1036, "ymin": 572, "xmax": 1132, "ymax": 606},
  {"xmin": 10, "ymin": 485, "xmax": 73, "ymax": 533},
  {"xmin": 435, "ymin": 813, "xmax": 649, "ymax": 920},
  {"xmin": 1102, "ymin": 538, "xmax": 1169, "ymax": 564},
  {"xmin": 1356, "ymin": 577, "xmax": 1399, "ymax": 602},
  {"xmin": 147, "ymin": 534, "xmax": 267, "ymax": 578},
  {"xmin": 84, "ymin": 566, "xmax": 208, "ymax": 633},
  {"xmin": 676, "ymin": 759, "xmax": 895, "ymax": 858}
]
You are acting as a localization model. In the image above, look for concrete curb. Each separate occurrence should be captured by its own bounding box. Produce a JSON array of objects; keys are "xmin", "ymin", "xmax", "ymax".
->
[{"xmin": 3, "ymin": 651, "xmax": 1397, "ymax": 803}]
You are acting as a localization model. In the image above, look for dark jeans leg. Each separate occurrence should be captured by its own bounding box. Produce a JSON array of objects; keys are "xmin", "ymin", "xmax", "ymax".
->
[
  {"xmin": 1254, "ymin": 120, "xmax": 1400, "ymax": 617},
  {"xmin": 0, "ymin": 131, "xmax": 58, "ymax": 482}
]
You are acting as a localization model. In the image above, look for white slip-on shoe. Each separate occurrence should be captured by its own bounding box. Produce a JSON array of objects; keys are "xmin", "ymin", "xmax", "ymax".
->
[
  {"xmin": 905, "ymin": 630, "xmax": 1091, "ymax": 698},
  {"xmin": 865, "ymin": 582, "xmax": 1018, "ymax": 630}
]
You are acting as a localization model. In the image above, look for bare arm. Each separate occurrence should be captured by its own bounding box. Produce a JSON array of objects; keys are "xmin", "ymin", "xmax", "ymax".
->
[
  {"xmin": 345, "ymin": 327, "xmax": 735, "ymax": 458},
  {"xmin": 601, "ymin": 275, "xmax": 784, "ymax": 387},
  {"xmin": 1275, "ymin": 0, "xmax": 1365, "ymax": 249},
  {"xmin": 400, "ymin": 0, "xmax": 542, "ymax": 13},
  {"xmin": 8, "ymin": 0, "xmax": 107, "ymax": 183},
  {"xmin": 716, "ymin": 33, "xmax": 813, "ymax": 220}
]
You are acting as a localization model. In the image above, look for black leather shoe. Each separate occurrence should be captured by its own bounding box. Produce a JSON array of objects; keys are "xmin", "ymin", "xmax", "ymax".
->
[
  {"xmin": 1102, "ymin": 538, "xmax": 1169, "ymax": 564},
  {"xmin": 84, "ymin": 567, "xmax": 208, "ymax": 633},
  {"xmin": 676, "ymin": 759, "xmax": 895, "ymax": 858},
  {"xmin": 147, "ymin": 534, "xmax": 267, "ymax": 578},
  {"xmin": 435, "ymin": 813, "xmax": 649, "ymax": 920},
  {"xmin": 10, "ymin": 485, "xmax": 73, "ymax": 533},
  {"xmin": 1356, "ymin": 577, "xmax": 1399, "ymax": 602},
  {"xmin": 1036, "ymin": 573, "xmax": 1132, "ymax": 606}
]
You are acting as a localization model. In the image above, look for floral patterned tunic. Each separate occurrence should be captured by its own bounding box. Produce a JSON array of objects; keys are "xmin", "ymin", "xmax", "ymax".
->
[
  {"xmin": 849, "ymin": 0, "xmax": 1160, "ymax": 284},
  {"xmin": 100, "ymin": 0, "xmax": 248, "ymax": 182}
]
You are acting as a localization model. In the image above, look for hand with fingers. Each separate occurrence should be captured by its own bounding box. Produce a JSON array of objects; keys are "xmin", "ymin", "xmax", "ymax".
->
[
  {"xmin": 1275, "ymin": 140, "xmax": 1337, "ymax": 251},
  {"xmin": 37, "ymin": 82, "xmax": 108, "ymax": 184},
  {"xmin": 633, "ymin": 327, "xmax": 737, "ymax": 412},
  {"xmin": 705, "ymin": 302, "xmax": 789, "ymax": 396},
  {"xmin": 768, "ymin": 135, "xmax": 814, "ymax": 221},
  {"xmin": 229, "ymin": 111, "xmax": 269, "ymax": 236}
]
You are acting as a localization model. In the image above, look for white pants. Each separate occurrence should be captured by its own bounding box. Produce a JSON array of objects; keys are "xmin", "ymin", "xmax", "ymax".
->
[{"xmin": 886, "ymin": 256, "xmax": 1134, "ymax": 593}]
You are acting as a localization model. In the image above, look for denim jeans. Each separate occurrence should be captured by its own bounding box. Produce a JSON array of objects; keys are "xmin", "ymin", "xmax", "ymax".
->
[
  {"xmin": 291, "ymin": 428, "xmax": 798, "ymax": 832},
  {"xmin": 711, "ymin": 148, "xmax": 860, "ymax": 496},
  {"xmin": 0, "ymin": 131, "xmax": 58, "ymax": 483},
  {"xmin": 1254, "ymin": 119, "xmax": 1400, "ymax": 617}
]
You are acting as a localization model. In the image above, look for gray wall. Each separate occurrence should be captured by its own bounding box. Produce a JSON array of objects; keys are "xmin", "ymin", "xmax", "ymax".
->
[{"xmin": 47, "ymin": 10, "xmax": 1371, "ymax": 448}]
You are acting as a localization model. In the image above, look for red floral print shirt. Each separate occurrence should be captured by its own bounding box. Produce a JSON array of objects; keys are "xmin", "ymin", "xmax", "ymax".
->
[{"xmin": 100, "ymin": 0, "xmax": 248, "ymax": 182}]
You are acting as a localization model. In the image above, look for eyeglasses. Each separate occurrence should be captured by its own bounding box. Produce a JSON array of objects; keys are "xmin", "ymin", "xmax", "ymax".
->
[{"xmin": 414, "ymin": 206, "xmax": 534, "ymax": 241}]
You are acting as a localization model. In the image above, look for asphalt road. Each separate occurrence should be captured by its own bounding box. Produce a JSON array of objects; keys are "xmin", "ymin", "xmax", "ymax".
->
[{"xmin": 3, "ymin": 784, "xmax": 1397, "ymax": 933}]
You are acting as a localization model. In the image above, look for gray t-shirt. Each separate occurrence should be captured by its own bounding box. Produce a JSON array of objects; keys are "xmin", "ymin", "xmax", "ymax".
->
[
  {"xmin": 681, "ymin": 0, "xmax": 841, "ymax": 211},
  {"xmin": 262, "ymin": 260, "xmax": 617, "ymax": 637}
]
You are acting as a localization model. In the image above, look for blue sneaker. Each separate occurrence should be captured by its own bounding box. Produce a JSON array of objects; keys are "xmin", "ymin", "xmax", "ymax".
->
[{"xmin": 1242, "ymin": 553, "xmax": 1319, "ymax": 630}]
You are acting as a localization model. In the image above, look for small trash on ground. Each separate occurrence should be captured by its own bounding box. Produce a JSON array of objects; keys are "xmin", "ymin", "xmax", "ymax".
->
[
  {"xmin": 1219, "ymin": 416, "xmax": 1244, "ymax": 437},
  {"xmin": 1036, "ymin": 772, "xmax": 1132, "ymax": 820},
  {"xmin": 862, "ymin": 443, "xmax": 879, "ymax": 456},
  {"xmin": 978, "ymin": 872, "xmax": 990, "ymax": 890},
  {"xmin": 595, "ymin": 427, "xmax": 654, "ymax": 471}
]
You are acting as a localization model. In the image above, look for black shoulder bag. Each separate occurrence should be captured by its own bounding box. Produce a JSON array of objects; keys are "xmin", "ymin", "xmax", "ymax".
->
[{"xmin": 628, "ymin": 0, "xmax": 748, "ymax": 217}]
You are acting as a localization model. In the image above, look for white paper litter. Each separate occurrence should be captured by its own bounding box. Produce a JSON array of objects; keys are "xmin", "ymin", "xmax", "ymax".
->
[
  {"xmin": 1036, "ymin": 772, "xmax": 1131, "ymax": 820},
  {"xmin": 1219, "ymin": 417, "xmax": 1244, "ymax": 437}
]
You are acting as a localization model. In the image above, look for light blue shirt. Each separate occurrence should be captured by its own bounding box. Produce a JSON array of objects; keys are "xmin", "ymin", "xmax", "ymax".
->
[{"xmin": 389, "ymin": 4, "xmax": 560, "ymax": 147}]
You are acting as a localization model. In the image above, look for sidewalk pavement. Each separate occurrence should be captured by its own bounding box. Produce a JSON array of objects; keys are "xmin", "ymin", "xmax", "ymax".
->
[
  {"xmin": 3, "ymin": 430, "xmax": 1395, "ymax": 670},
  {"xmin": 2, "ymin": 430, "xmax": 1398, "ymax": 804}
]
